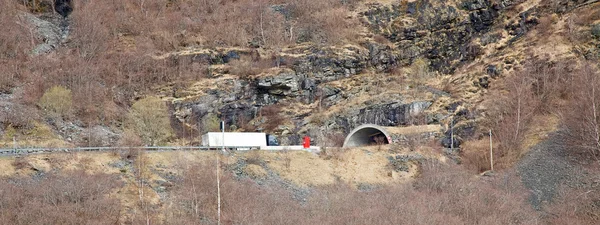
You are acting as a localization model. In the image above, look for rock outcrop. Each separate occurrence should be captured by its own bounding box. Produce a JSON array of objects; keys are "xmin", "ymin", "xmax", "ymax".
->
[
  {"xmin": 361, "ymin": 0, "xmax": 517, "ymax": 73},
  {"xmin": 23, "ymin": 13, "xmax": 62, "ymax": 55},
  {"xmin": 169, "ymin": 0, "xmax": 558, "ymax": 146}
]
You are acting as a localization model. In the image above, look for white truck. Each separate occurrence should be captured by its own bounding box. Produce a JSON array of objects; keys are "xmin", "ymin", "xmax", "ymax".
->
[{"xmin": 201, "ymin": 132, "xmax": 267, "ymax": 149}]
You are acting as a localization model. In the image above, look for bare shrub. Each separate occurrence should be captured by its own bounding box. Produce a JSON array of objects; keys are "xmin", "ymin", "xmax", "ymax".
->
[
  {"xmin": 561, "ymin": 62, "xmax": 600, "ymax": 161},
  {"xmin": 163, "ymin": 156, "xmax": 539, "ymax": 225},
  {"xmin": 70, "ymin": 0, "xmax": 113, "ymax": 59},
  {"xmin": 462, "ymin": 139, "xmax": 492, "ymax": 172},
  {"xmin": 484, "ymin": 68, "xmax": 537, "ymax": 168},
  {"xmin": 536, "ymin": 15, "xmax": 555, "ymax": 37},
  {"xmin": 524, "ymin": 58, "xmax": 571, "ymax": 114},
  {"xmin": 118, "ymin": 130, "xmax": 143, "ymax": 147},
  {"xmin": 325, "ymin": 132, "xmax": 346, "ymax": 147},
  {"xmin": 318, "ymin": 147, "xmax": 346, "ymax": 160},
  {"xmin": 407, "ymin": 111, "xmax": 428, "ymax": 125},
  {"xmin": 407, "ymin": 58, "xmax": 432, "ymax": 86},
  {"xmin": 0, "ymin": 0, "xmax": 31, "ymax": 59},
  {"xmin": 0, "ymin": 103, "xmax": 37, "ymax": 129},
  {"xmin": 409, "ymin": 162, "xmax": 537, "ymax": 224},
  {"xmin": 245, "ymin": 150, "xmax": 263, "ymax": 165},
  {"xmin": 0, "ymin": 68, "xmax": 15, "ymax": 94},
  {"xmin": 11, "ymin": 157, "xmax": 31, "ymax": 170},
  {"xmin": 117, "ymin": 130, "xmax": 144, "ymax": 159},
  {"xmin": 228, "ymin": 57, "xmax": 268, "ymax": 78},
  {"xmin": 260, "ymin": 104, "xmax": 284, "ymax": 131},
  {"xmin": 544, "ymin": 184, "xmax": 600, "ymax": 224},
  {"xmin": 289, "ymin": 0, "xmax": 357, "ymax": 44},
  {"xmin": 0, "ymin": 170, "xmax": 122, "ymax": 224},
  {"xmin": 237, "ymin": 111, "xmax": 256, "ymax": 131},
  {"xmin": 469, "ymin": 58, "xmax": 574, "ymax": 169},
  {"xmin": 373, "ymin": 34, "xmax": 392, "ymax": 45}
]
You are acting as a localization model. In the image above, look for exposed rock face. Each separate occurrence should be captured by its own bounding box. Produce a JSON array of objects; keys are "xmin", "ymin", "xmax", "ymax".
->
[
  {"xmin": 329, "ymin": 101, "xmax": 433, "ymax": 133},
  {"xmin": 54, "ymin": 0, "xmax": 73, "ymax": 18},
  {"xmin": 23, "ymin": 13, "xmax": 62, "ymax": 55},
  {"xmin": 257, "ymin": 70, "xmax": 301, "ymax": 97},
  {"xmin": 292, "ymin": 47, "xmax": 367, "ymax": 83},
  {"xmin": 172, "ymin": 0, "xmax": 530, "ymax": 144},
  {"xmin": 366, "ymin": 43, "xmax": 397, "ymax": 72},
  {"xmin": 354, "ymin": 101, "xmax": 432, "ymax": 126},
  {"xmin": 77, "ymin": 126, "xmax": 120, "ymax": 147},
  {"xmin": 505, "ymin": 8, "xmax": 539, "ymax": 43},
  {"xmin": 361, "ymin": 0, "xmax": 515, "ymax": 73},
  {"xmin": 170, "ymin": 39, "xmax": 443, "ymax": 143}
]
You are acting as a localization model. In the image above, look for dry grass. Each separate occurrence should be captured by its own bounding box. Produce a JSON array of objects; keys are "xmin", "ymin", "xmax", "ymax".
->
[
  {"xmin": 0, "ymin": 157, "xmax": 17, "ymax": 176},
  {"xmin": 264, "ymin": 150, "xmax": 337, "ymax": 187},
  {"xmin": 0, "ymin": 122, "xmax": 70, "ymax": 148}
]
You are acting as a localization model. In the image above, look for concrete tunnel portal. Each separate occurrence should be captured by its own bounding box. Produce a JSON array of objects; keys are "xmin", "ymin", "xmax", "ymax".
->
[{"xmin": 343, "ymin": 124, "xmax": 391, "ymax": 148}]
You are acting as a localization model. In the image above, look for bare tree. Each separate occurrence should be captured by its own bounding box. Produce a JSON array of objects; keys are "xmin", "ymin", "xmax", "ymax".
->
[{"xmin": 562, "ymin": 63, "xmax": 600, "ymax": 162}]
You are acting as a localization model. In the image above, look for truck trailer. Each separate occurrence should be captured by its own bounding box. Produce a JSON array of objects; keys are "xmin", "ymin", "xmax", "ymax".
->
[{"xmin": 201, "ymin": 132, "xmax": 267, "ymax": 148}]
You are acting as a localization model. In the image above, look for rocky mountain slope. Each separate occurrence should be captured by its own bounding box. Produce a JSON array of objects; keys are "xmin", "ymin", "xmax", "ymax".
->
[
  {"xmin": 0, "ymin": 0, "xmax": 596, "ymax": 165},
  {"xmin": 154, "ymin": 0, "xmax": 600, "ymax": 149},
  {"xmin": 0, "ymin": 0, "xmax": 597, "ymax": 154},
  {"xmin": 1, "ymin": 0, "xmax": 600, "ymax": 224}
]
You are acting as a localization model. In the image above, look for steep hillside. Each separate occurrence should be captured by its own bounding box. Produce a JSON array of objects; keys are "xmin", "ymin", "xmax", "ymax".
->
[
  {"xmin": 1, "ymin": 0, "xmax": 600, "ymax": 223},
  {"xmin": 0, "ymin": 0, "xmax": 598, "ymax": 152}
]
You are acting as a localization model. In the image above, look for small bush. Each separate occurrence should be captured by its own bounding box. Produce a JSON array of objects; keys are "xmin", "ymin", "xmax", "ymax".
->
[
  {"xmin": 536, "ymin": 15, "xmax": 555, "ymax": 37},
  {"xmin": 201, "ymin": 113, "xmax": 221, "ymax": 133},
  {"xmin": 0, "ymin": 74, "xmax": 13, "ymax": 94},
  {"xmin": 11, "ymin": 157, "xmax": 30, "ymax": 170},
  {"xmin": 462, "ymin": 139, "xmax": 492, "ymax": 172},
  {"xmin": 592, "ymin": 24, "xmax": 600, "ymax": 39},
  {"xmin": 545, "ymin": 184, "xmax": 600, "ymax": 224},
  {"xmin": 228, "ymin": 58, "xmax": 264, "ymax": 78},
  {"xmin": 408, "ymin": 58, "xmax": 432, "ymax": 86},
  {"xmin": 126, "ymin": 96, "xmax": 173, "ymax": 146},
  {"xmin": 318, "ymin": 147, "xmax": 346, "ymax": 161},
  {"xmin": 325, "ymin": 132, "xmax": 346, "ymax": 147},
  {"xmin": 0, "ymin": 104, "xmax": 37, "ymax": 129},
  {"xmin": 373, "ymin": 34, "xmax": 392, "ymax": 45},
  {"xmin": 118, "ymin": 130, "xmax": 143, "ymax": 159},
  {"xmin": 245, "ymin": 150, "xmax": 263, "ymax": 165},
  {"xmin": 260, "ymin": 104, "xmax": 284, "ymax": 131},
  {"xmin": 38, "ymin": 86, "xmax": 73, "ymax": 119}
]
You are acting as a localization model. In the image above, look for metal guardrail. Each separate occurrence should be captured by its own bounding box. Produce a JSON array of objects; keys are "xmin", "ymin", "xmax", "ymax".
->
[
  {"xmin": 0, "ymin": 145, "xmax": 319, "ymax": 156},
  {"xmin": 0, "ymin": 146, "xmax": 261, "ymax": 156}
]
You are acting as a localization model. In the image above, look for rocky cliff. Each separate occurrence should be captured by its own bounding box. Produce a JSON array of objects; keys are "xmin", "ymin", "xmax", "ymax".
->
[
  {"xmin": 3, "ymin": 0, "xmax": 599, "ymax": 149},
  {"xmin": 154, "ymin": 0, "xmax": 600, "ymax": 147}
]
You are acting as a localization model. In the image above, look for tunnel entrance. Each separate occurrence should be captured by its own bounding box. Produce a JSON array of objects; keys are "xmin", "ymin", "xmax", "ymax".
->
[{"xmin": 343, "ymin": 124, "xmax": 391, "ymax": 147}]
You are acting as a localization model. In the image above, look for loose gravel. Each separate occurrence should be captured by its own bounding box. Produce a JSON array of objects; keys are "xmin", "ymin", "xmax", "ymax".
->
[{"xmin": 517, "ymin": 132, "xmax": 581, "ymax": 210}]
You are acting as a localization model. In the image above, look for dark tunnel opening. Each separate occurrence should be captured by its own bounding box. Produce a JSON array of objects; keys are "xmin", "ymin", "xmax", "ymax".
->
[{"xmin": 343, "ymin": 125, "xmax": 391, "ymax": 147}]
